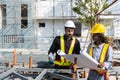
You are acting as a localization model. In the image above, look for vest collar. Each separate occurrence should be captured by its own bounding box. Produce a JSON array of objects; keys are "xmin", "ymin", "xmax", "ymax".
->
[
  {"xmin": 92, "ymin": 43, "xmax": 105, "ymax": 48},
  {"xmin": 64, "ymin": 35, "xmax": 73, "ymax": 40}
]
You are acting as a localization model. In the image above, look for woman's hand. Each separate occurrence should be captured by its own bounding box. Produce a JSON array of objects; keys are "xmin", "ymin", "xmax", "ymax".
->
[{"xmin": 98, "ymin": 63, "xmax": 104, "ymax": 68}]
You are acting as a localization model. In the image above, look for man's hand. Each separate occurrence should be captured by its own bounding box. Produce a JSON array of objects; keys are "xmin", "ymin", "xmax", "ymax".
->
[
  {"xmin": 48, "ymin": 53, "xmax": 54, "ymax": 64},
  {"xmin": 98, "ymin": 63, "xmax": 104, "ymax": 68}
]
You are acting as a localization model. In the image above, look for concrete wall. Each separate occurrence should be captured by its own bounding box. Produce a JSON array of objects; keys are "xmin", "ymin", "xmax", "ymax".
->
[
  {"xmin": 37, "ymin": 19, "xmax": 68, "ymax": 51},
  {"xmin": 0, "ymin": 6, "xmax": 2, "ymax": 29},
  {"xmin": 34, "ymin": 0, "xmax": 76, "ymax": 19}
]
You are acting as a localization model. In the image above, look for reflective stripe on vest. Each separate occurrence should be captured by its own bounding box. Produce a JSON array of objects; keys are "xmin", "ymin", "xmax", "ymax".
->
[
  {"xmin": 54, "ymin": 35, "xmax": 76, "ymax": 66},
  {"xmin": 89, "ymin": 44, "xmax": 109, "ymax": 75}
]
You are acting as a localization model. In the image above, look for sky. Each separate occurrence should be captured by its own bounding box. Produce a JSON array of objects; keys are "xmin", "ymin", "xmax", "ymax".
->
[{"xmin": 105, "ymin": 0, "xmax": 120, "ymax": 15}]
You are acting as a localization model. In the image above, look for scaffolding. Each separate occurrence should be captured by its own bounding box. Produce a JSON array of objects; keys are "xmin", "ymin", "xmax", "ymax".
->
[{"xmin": 0, "ymin": 0, "xmax": 35, "ymax": 49}]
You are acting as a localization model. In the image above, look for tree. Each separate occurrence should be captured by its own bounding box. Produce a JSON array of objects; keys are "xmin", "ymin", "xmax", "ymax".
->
[{"xmin": 72, "ymin": 0, "xmax": 109, "ymax": 27}]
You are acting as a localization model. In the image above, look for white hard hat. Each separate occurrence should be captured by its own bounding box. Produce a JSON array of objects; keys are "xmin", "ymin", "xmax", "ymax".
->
[{"xmin": 64, "ymin": 20, "xmax": 76, "ymax": 28}]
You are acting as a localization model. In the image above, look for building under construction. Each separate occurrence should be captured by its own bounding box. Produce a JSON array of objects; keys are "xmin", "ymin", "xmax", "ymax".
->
[{"xmin": 0, "ymin": 0, "xmax": 120, "ymax": 80}]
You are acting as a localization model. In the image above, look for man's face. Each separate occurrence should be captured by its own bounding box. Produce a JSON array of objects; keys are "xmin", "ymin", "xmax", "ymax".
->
[{"xmin": 65, "ymin": 27, "xmax": 74, "ymax": 38}]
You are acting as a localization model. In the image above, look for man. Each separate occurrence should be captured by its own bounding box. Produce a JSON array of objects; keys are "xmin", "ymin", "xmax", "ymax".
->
[
  {"xmin": 87, "ymin": 23, "xmax": 113, "ymax": 80},
  {"xmin": 48, "ymin": 20, "xmax": 81, "ymax": 68}
]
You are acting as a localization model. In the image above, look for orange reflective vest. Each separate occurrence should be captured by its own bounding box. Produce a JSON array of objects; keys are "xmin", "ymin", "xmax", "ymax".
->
[
  {"xmin": 54, "ymin": 35, "xmax": 76, "ymax": 66},
  {"xmin": 89, "ymin": 43, "xmax": 109, "ymax": 75}
]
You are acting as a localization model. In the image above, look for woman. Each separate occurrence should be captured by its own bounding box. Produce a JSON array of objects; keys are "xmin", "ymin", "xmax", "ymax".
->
[{"xmin": 87, "ymin": 23, "xmax": 113, "ymax": 80}]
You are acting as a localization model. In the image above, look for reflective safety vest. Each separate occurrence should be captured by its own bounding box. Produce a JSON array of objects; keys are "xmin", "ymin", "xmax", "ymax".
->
[
  {"xmin": 54, "ymin": 35, "xmax": 76, "ymax": 66},
  {"xmin": 89, "ymin": 44, "xmax": 109, "ymax": 75}
]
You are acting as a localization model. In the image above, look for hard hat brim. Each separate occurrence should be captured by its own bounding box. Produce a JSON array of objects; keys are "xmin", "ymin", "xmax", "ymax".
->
[
  {"xmin": 65, "ymin": 26, "xmax": 76, "ymax": 29},
  {"xmin": 89, "ymin": 30, "xmax": 105, "ymax": 33}
]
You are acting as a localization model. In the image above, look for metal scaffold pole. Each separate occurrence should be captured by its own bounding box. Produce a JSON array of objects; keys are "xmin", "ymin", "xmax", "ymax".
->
[
  {"xmin": 53, "ymin": 0, "xmax": 55, "ymax": 38},
  {"xmin": 14, "ymin": 0, "xmax": 17, "ymax": 48},
  {"xmin": 33, "ymin": 0, "xmax": 38, "ymax": 49}
]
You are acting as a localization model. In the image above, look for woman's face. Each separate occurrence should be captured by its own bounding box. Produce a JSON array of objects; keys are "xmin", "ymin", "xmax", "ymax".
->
[{"xmin": 92, "ymin": 33, "xmax": 100, "ymax": 42}]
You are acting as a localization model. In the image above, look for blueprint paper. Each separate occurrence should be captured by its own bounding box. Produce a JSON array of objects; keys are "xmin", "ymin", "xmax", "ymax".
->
[{"xmin": 57, "ymin": 50, "xmax": 104, "ymax": 70}]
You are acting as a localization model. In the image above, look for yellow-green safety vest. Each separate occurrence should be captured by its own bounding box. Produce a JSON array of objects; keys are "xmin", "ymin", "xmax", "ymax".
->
[
  {"xmin": 54, "ymin": 35, "xmax": 76, "ymax": 66},
  {"xmin": 89, "ymin": 43, "xmax": 109, "ymax": 75}
]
